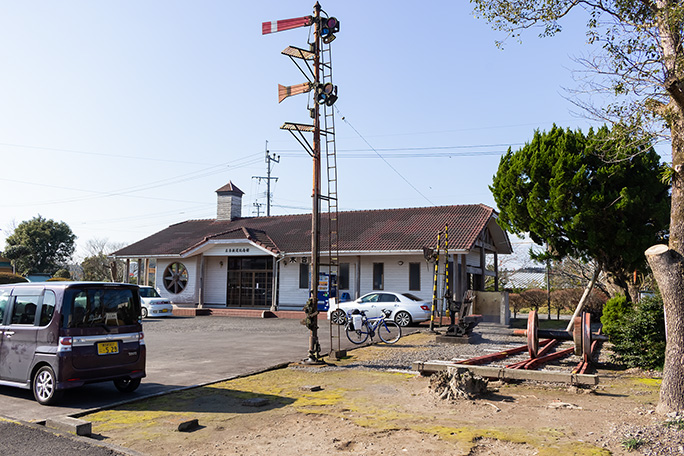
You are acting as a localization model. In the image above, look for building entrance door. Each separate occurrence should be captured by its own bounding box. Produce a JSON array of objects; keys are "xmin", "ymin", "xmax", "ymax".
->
[{"xmin": 226, "ymin": 257, "xmax": 273, "ymax": 307}]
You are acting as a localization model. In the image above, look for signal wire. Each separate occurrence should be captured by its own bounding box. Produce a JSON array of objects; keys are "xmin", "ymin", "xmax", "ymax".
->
[{"xmin": 334, "ymin": 106, "xmax": 435, "ymax": 206}]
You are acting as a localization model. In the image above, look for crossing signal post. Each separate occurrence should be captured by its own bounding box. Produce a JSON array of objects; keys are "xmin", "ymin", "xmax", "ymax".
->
[{"xmin": 262, "ymin": 2, "xmax": 340, "ymax": 364}]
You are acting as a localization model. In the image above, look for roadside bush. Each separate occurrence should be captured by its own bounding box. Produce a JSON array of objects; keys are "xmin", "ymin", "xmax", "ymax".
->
[
  {"xmin": 0, "ymin": 272, "xmax": 28, "ymax": 284},
  {"xmin": 609, "ymin": 294, "xmax": 666, "ymax": 370},
  {"xmin": 508, "ymin": 292, "xmax": 525, "ymax": 319},
  {"xmin": 53, "ymin": 268, "xmax": 71, "ymax": 279},
  {"xmin": 519, "ymin": 288, "xmax": 548, "ymax": 312},
  {"xmin": 601, "ymin": 294, "xmax": 631, "ymax": 338}
]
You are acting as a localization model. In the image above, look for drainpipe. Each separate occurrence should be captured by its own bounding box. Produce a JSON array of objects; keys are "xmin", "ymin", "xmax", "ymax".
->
[
  {"xmin": 355, "ymin": 255, "xmax": 361, "ymax": 299},
  {"xmin": 271, "ymin": 254, "xmax": 286, "ymax": 312},
  {"xmin": 198, "ymin": 254, "xmax": 205, "ymax": 309}
]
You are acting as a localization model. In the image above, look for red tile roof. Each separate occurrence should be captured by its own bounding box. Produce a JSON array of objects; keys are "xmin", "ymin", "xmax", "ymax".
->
[{"xmin": 113, "ymin": 204, "xmax": 511, "ymax": 257}]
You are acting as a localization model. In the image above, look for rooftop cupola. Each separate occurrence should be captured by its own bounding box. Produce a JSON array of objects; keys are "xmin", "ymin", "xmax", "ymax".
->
[{"xmin": 216, "ymin": 181, "xmax": 244, "ymax": 221}]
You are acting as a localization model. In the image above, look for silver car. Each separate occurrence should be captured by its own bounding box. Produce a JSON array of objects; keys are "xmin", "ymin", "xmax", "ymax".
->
[
  {"xmin": 328, "ymin": 291, "xmax": 431, "ymax": 327},
  {"xmin": 138, "ymin": 286, "xmax": 173, "ymax": 318}
]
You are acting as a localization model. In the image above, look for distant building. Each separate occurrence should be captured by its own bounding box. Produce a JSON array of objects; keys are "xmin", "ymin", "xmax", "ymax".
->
[
  {"xmin": 26, "ymin": 273, "xmax": 52, "ymax": 282},
  {"xmin": 502, "ymin": 267, "xmax": 547, "ymax": 290},
  {"xmin": 0, "ymin": 257, "xmax": 12, "ymax": 274}
]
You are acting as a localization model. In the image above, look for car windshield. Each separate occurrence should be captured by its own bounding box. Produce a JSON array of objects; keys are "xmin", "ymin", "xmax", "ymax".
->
[
  {"xmin": 139, "ymin": 287, "xmax": 161, "ymax": 298},
  {"xmin": 402, "ymin": 293, "xmax": 422, "ymax": 301},
  {"xmin": 359, "ymin": 293, "xmax": 380, "ymax": 303},
  {"xmin": 63, "ymin": 287, "xmax": 139, "ymax": 328}
]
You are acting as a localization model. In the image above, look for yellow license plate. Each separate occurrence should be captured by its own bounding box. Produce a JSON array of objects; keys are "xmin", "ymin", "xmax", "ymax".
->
[
  {"xmin": 97, "ymin": 341, "xmax": 119, "ymax": 355},
  {"xmin": 161, "ymin": 308, "xmax": 168, "ymax": 313}
]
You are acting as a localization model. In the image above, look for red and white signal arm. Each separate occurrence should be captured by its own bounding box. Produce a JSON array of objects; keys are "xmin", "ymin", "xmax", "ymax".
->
[{"xmin": 262, "ymin": 15, "xmax": 312, "ymax": 35}]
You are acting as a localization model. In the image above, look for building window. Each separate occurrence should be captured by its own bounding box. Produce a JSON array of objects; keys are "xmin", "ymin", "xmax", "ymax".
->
[
  {"xmin": 163, "ymin": 262, "xmax": 189, "ymax": 294},
  {"xmin": 373, "ymin": 263, "xmax": 384, "ymax": 290},
  {"xmin": 338, "ymin": 263, "xmax": 349, "ymax": 290},
  {"xmin": 409, "ymin": 263, "xmax": 421, "ymax": 291},
  {"xmin": 299, "ymin": 263, "xmax": 310, "ymax": 289}
]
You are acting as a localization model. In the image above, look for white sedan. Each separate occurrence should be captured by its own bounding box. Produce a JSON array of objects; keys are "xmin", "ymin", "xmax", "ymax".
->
[
  {"xmin": 327, "ymin": 292, "xmax": 431, "ymax": 327},
  {"xmin": 139, "ymin": 286, "xmax": 174, "ymax": 318}
]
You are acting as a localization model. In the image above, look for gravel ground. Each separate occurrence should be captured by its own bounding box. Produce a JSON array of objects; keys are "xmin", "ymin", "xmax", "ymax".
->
[
  {"xmin": 329, "ymin": 323, "xmax": 582, "ymax": 372},
  {"xmin": 295, "ymin": 323, "xmax": 684, "ymax": 455}
]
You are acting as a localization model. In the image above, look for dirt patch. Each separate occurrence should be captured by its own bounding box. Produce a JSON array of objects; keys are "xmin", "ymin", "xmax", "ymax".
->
[{"xmin": 85, "ymin": 332, "xmax": 681, "ymax": 455}]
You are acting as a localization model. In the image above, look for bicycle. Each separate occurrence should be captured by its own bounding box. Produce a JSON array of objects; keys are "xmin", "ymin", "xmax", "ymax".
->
[{"xmin": 345, "ymin": 309, "xmax": 402, "ymax": 344}]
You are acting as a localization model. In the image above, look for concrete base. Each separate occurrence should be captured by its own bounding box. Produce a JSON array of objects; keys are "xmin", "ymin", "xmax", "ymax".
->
[
  {"xmin": 435, "ymin": 333, "xmax": 481, "ymax": 344},
  {"xmin": 45, "ymin": 417, "xmax": 91, "ymax": 436},
  {"xmin": 328, "ymin": 350, "xmax": 347, "ymax": 360},
  {"xmin": 173, "ymin": 307, "xmax": 211, "ymax": 317},
  {"xmin": 413, "ymin": 361, "xmax": 599, "ymax": 386}
]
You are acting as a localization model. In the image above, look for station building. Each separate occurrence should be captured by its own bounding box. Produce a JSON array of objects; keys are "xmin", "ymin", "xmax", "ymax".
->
[{"xmin": 112, "ymin": 182, "xmax": 513, "ymax": 320}]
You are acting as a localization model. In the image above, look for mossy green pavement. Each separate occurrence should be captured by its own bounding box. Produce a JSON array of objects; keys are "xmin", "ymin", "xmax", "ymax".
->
[{"xmin": 84, "ymin": 332, "xmax": 660, "ymax": 456}]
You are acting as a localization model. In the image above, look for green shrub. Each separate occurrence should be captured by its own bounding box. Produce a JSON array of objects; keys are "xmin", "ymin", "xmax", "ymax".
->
[
  {"xmin": 0, "ymin": 272, "xmax": 28, "ymax": 284},
  {"xmin": 609, "ymin": 294, "xmax": 666, "ymax": 370},
  {"xmin": 53, "ymin": 268, "xmax": 71, "ymax": 279},
  {"xmin": 601, "ymin": 294, "xmax": 631, "ymax": 337}
]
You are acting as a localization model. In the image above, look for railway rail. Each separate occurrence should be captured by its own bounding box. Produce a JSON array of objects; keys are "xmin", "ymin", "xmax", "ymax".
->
[{"xmin": 413, "ymin": 311, "xmax": 604, "ymax": 385}]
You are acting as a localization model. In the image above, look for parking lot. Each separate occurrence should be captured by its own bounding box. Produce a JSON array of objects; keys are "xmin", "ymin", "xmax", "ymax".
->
[{"xmin": 0, "ymin": 315, "xmax": 362, "ymax": 423}]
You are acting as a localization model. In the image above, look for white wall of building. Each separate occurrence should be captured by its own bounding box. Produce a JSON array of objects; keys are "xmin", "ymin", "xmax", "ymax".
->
[
  {"xmin": 155, "ymin": 257, "xmax": 199, "ymax": 305},
  {"xmin": 277, "ymin": 260, "xmax": 309, "ymax": 310},
  {"xmin": 357, "ymin": 255, "xmax": 434, "ymax": 302},
  {"xmin": 154, "ymin": 251, "xmax": 476, "ymax": 309},
  {"xmin": 276, "ymin": 254, "xmax": 435, "ymax": 310},
  {"xmin": 204, "ymin": 256, "xmax": 227, "ymax": 305}
]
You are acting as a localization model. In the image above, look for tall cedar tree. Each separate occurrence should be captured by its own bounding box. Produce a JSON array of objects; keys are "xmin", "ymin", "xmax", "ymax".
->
[
  {"xmin": 491, "ymin": 125, "xmax": 669, "ymax": 302},
  {"xmin": 471, "ymin": 0, "xmax": 684, "ymax": 413}
]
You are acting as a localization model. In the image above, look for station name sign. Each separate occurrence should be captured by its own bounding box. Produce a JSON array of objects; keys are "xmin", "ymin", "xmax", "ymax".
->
[{"xmin": 225, "ymin": 248, "xmax": 250, "ymax": 253}]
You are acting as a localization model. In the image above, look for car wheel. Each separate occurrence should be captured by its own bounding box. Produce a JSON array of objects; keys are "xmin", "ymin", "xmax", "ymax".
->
[
  {"xmin": 114, "ymin": 377, "xmax": 142, "ymax": 393},
  {"xmin": 330, "ymin": 309, "xmax": 346, "ymax": 325},
  {"xmin": 33, "ymin": 365, "xmax": 62, "ymax": 405},
  {"xmin": 141, "ymin": 307, "xmax": 148, "ymax": 318},
  {"xmin": 394, "ymin": 311, "xmax": 412, "ymax": 327}
]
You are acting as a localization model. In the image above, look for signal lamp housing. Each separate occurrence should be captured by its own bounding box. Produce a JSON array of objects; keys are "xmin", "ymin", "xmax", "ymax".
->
[
  {"xmin": 315, "ymin": 83, "xmax": 337, "ymax": 106},
  {"xmin": 320, "ymin": 16, "xmax": 339, "ymax": 43}
]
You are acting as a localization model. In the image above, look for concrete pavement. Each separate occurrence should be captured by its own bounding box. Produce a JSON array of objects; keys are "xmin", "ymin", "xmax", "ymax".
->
[{"xmin": 0, "ymin": 315, "xmax": 365, "ymax": 422}]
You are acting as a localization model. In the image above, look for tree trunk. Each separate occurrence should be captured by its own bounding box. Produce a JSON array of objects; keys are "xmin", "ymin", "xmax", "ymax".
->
[
  {"xmin": 565, "ymin": 266, "xmax": 601, "ymax": 332},
  {"xmin": 608, "ymin": 274, "xmax": 633, "ymax": 304},
  {"xmin": 646, "ymin": 245, "xmax": 684, "ymax": 413}
]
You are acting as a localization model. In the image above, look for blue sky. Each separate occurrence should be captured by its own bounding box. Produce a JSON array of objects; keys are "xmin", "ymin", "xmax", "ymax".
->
[{"xmin": 0, "ymin": 1, "xmax": 618, "ymax": 259}]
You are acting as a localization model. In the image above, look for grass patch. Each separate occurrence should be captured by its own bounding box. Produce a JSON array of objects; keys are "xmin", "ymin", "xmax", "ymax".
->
[
  {"xmin": 622, "ymin": 437, "xmax": 647, "ymax": 450},
  {"xmin": 509, "ymin": 317, "xmax": 570, "ymax": 330}
]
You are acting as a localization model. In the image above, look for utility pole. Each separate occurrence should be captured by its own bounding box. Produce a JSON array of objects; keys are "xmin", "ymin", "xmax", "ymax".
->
[
  {"xmin": 252, "ymin": 140, "xmax": 280, "ymax": 216},
  {"xmin": 262, "ymin": 2, "xmax": 340, "ymax": 364}
]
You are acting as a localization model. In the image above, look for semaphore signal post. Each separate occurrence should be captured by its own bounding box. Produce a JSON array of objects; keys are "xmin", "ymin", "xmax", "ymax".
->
[{"xmin": 262, "ymin": 3, "xmax": 340, "ymax": 364}]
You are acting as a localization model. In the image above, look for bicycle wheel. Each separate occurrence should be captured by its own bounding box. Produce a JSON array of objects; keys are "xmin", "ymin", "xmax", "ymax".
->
[
  {"xmin": 377, "ymin": 320, "xmax": 401, "ymax": 344},
  {"xmin": 346, "ymin": 321, "xmax": 370, "ymax": 344}
]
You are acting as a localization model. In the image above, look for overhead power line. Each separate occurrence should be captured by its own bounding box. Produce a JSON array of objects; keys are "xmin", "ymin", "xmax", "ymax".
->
[{"xmin": 336, "ymin": 107, "xmax": 435, "ymax": 206}]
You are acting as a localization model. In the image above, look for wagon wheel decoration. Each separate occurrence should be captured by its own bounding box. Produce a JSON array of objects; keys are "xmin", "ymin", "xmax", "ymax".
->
[{"xmin": 163, "ymin": 262, "xmax": 189, "ymax": 294}]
